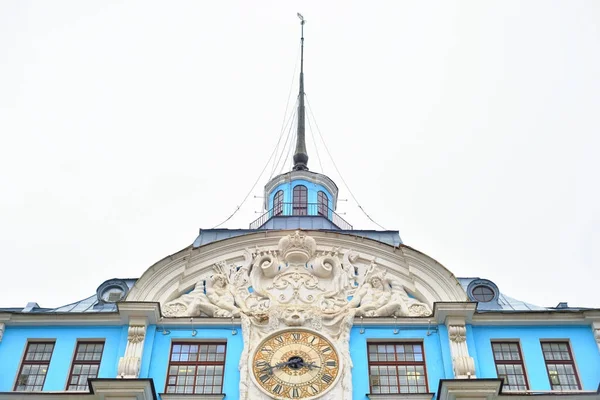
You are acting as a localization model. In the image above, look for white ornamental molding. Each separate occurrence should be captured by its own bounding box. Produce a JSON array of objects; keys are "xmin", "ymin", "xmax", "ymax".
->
[
  {"xmin": 125, "ymin": 231, "xmax": 467, "ymax": 400},
  {"xmin": 117, "ymin": 325, "xmax": 146, "ymax": 379},
  {"xmin": 594, "ymin": 328, "xmax": 600, "ymax": 352},
  {"xmin": 0, "ymin": 322, "xmax": 4, "ymax": 342},
  {"xmin": 161, "ymin": 231, "xmax": 433, "ymax": 320},
  {"xmin": 126, "ymin": 230, "xmax": 468, "ymax": 306},
  {"xmin": 447, "ymin": 323, "xmax": 476, "ymax": 379}
]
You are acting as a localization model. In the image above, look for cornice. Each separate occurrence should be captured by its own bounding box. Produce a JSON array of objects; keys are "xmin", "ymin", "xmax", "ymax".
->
[
  {"xmin": 161, "ymin": 395, "xmax": 225, "ymax": 400},
  {"xmin": 0, "ymin": 303, "xmax": 162, "ymax": 327},
  {"xmin": 432, "ymin": 302, "xmax": 477, "ymax": 325},
  {"xmin": 0, "ymin": 379, "xmax": 156, "ymax": 400},
  {"xmin": 367, "ymin": 394, "xmax": 434, "ymax": 400},
  {"xmin": 2, "ymin": 305, "xmax": 599, "ymax": 328},
  {"xmin": 0, "ymin": 311, "xmax": 122, "ymax": 326},
  {"xmin": 117, "ymin": 302, "xmax": 162, "ymax": 325},
  {"xmin": 437, "ymin": 379, "xmax": 501, "ymax": 400},
  {"xmin": 470, "ymin": 309, "xmax": 600, "ymax": 326}
]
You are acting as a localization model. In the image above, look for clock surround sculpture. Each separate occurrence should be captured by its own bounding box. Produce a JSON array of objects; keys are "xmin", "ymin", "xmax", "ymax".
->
[{"xmin": 162, "ymin": 231, "xmax": 432, "ymax": 400}]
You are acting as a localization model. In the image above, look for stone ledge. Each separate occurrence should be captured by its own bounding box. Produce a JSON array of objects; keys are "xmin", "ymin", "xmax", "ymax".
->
[
  {"xmin": 0, "ymin": 379, "xmax": 156, "ymax": 400},
  {"xmin": 160, "ymin": 395, "xmax": 225, "ymax": 400},
  {"xmin": 367, "ymin": 393, "xmax": 434, "ymax": 400}
]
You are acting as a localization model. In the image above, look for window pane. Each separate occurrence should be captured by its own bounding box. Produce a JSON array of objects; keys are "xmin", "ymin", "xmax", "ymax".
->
[
  {"xmin": 492, "ymin": 342, "xmax": 528, "ymax": 391},
  {"xmin": 367, "ymin": 342, "xmax": 427, "ymax": 394},
  {"xmin": 292, "ymin": 186, "xmax": 307, "ymax": 215},
  {"xmin": 166, "ymin": 342, "xmax": 226, "ymax": 394},
  {"xmin": 15, "ymin": 342, "xmax": 55, "ymax": 392},
  {"xmin": 541, "ymin": 342, "xmax": 580, "ymax": 391},
  {"xmin": 66, "ymin": 342, "xmax": 104, "ymax": 391}
]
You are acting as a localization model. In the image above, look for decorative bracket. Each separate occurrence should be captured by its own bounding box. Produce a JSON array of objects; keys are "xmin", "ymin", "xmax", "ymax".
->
[
  {"xmin": 0, "ymin": 322, "xmax": 4, "ymax": 342},
  {"xmin": 446, "ymin": 317, "xmax": 476, "ymax": 379},
  {"xmin": 117, "ymin": 323, "xmax": 146, "ymax": 378},
  {"xmin": 593, "ymin": 321, "xmax": 600, "ymax": 353}
]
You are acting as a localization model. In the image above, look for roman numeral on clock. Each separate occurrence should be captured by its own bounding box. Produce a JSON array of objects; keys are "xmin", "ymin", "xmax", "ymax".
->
[
  {"xmin": 274, "ymin": 336, "xmax": 284, "ymax": 344},
  {"xmin": 326, "ymin": 360, "xmax": 337, "ymax": 367},
  {"xmin": 292, "ymin": 332, "xmax": 301, "ymax": 340},
  {"xmin": 321, "ymin": 373, "xmax": 333, "ymax": 384},
  {"xmin": 321, "ymin": 346, "xmax": 332, "ymax": 354},
  {"xmin": 272, "ymin": 384, "xmax": 283, "ymax": 394},
  {"xmin": 309, "ymin": 385, "xmax": 319, "ymax": 394},
  {"xmin": 259, "ymin": 373, "xmax": 271, "ymax": 384},
  {"xmin": 291, "ymin": 387, "xmax": 300, "ymax": 398}
]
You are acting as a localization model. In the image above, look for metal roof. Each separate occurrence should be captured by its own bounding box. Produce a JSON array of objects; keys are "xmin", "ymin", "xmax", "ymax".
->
[
  {"xmin": 458, "ymin": 277, "xmax": 548, "ymax": 311},
  {"xmin": 0, "ymin": 279, "xmax": 137, "ymax": 314},
  {"xmin": 193, "ymin": 228, "xmax": 402, "ymax": 248}
]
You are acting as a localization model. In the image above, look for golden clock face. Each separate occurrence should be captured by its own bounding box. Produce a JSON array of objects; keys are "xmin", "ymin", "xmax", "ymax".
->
[{"xmin": 251, "ymin": 329, "xmax": 341, "ymax": 399}]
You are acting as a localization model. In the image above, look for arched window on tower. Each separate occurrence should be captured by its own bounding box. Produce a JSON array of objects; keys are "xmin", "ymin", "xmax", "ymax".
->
[
  {"xmin": 292, "ymin": 185, "xmax": 307, "ymax": 216},
  {"xmin": 273, "ymin": 190, "xmax": 284, "ymax": 216},
  {"xmin": 318, "ymin": 191, "xmax": 328, "ymax": 216}
]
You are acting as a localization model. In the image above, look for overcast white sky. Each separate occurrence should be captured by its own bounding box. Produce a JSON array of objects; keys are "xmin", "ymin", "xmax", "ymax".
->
[{"xmin": 1, "ymin": 1, "xmax": 598, "ymax": 310}]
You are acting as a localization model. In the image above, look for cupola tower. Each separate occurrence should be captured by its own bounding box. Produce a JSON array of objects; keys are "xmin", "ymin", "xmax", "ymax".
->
[{"xmin": 250, "ymin": 15, "xmax": 351, "ymax": 231}]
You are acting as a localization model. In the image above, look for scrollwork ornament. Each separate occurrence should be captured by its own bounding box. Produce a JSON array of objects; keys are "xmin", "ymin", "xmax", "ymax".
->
[
  {"xmin": 448, "ymin": 325, "xmax": 467, "ymax": 343},
  {"xmin": 128, "ymin": 325, "xmax": 146, "ymax": 344}
]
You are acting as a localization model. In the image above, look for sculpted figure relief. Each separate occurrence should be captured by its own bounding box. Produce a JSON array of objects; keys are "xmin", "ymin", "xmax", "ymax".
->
[
  {"xmin": 162, "ymin": 231, "xmax": 431, "ymax": 320},
  {"xmin": 350, "ymin": 270, "xmax": 432, "ymax": 317},
  {"xmin": 163, "ymin": 273, "xmax": 241, "ymax": 318},
  {"xmin": 160, "ymin": 231, "xmax": 433, "ymax": 400}
]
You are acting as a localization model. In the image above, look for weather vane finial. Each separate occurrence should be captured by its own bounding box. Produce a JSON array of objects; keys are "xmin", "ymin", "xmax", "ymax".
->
[{"xmin": 293, "ymin": 13, "xmax": 309, "ymax": 171}]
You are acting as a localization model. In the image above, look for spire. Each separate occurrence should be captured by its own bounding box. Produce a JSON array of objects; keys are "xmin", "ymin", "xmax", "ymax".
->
[{"xmin": 293, "ymin": 13, "xmax": 309, "ymax": 171}]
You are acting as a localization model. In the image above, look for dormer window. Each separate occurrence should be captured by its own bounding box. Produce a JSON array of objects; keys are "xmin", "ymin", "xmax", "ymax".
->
[
  {"xmin": 293, "ymin": 185, "xmax": 307, "ymax": 216},
  {"xmin": 318, "ymin": 191, "xmax": 328, "ymax": 216},
  {"xmin": 273, "ymin": 190, "xmax": 284, "ymax": 216}
]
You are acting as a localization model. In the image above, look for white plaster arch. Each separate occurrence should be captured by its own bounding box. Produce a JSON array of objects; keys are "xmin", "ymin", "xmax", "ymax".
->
[{"xmin": 126, "ymin": 230, "xmax": 468, "ymax": 308}]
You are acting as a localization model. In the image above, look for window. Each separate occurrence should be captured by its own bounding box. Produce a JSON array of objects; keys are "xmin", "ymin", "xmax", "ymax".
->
[
  {"xmin": 292, "ymin": 185, "xmax": 307, "ymax": 216},
  {"xmin": 542, "ymin": 342, "xmax": 581, "ymax": 391},
  {"xmin": 14, "ymin": 342, "xmax": 55, "ymax": 391},
  {"xmin": 165, "ymin": 342, "xmax": 226, "ymax": 394},
  {"xmin": 273, "ymin": 190, "xmax": 284, "ymax": 216},
  {"xmin": 317, "ymin": 191, "xmax": 328, "ymax": 216},
  {"xmin": 367, "ymin": 342, "xmax": 428, "ymax": 394},
  {"xmin": 471, "ymin": 285, "xmax": 495, "ymax": 302},
  {"xmin": 492, "ymin": 342, "xmax": 528, "ymax": 391},
  {"xmin": 66, "ymin": 341, "xmax": 104, "ymax": 391}
]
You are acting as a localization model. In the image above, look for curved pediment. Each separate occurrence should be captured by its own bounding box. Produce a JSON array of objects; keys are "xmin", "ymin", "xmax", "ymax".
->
[{"xmin": 126, "ymin": 230, "xmax": 467, "ymax": 317}]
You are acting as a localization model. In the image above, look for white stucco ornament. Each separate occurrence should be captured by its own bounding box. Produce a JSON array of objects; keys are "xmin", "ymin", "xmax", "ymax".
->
[
  {"xmin": 447, "ymin": 323, "xmax": 476, "ymax": 379},
  {"xmin": 163, "ymin": 231, "xmax": 432, "ymax": 321},
  {"xmin": 159, "ymin": 231, "xmax": 434, "ymax": 399},
  {"xmin": 117, "ymin": 325, "xmax": 146, "ymax": 379}
]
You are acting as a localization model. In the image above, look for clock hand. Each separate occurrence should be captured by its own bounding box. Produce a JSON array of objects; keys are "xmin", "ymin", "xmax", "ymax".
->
[
  {"xmin": 259, "ymin": 365, "xmax": 275, "ymax": 375},
  {"xmin": 274, "ymin": 360, "xmax": 291, "ymax": 369},
  {"xmin": 260, "ymin": 362, "xmax": 285, "ymax": 375},
  {"xmin": 303, "ymin": 361, "xmax": 320, "ymax": 370}
]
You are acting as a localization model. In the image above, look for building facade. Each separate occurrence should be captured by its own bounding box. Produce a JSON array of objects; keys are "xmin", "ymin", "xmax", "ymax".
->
[{"xmin": 1, "ymin": 17, "xmax": 599, "ymax": 400}]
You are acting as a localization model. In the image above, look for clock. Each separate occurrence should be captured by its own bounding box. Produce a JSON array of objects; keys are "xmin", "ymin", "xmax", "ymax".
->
[{"xmin": 251, "ymin": 329, "xmax": 341, "ymax": 399}]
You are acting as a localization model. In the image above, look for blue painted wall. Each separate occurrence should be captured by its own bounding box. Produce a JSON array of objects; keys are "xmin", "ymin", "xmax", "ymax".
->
[
  {"xmin": 267, "ymin": 179, "xmax": 334, "ymax": 213},
  {"xmin": 471, "ymin": 325, "xmax": 600, "ymax": 391},
  {"xmin": 350, "ymin": 326, "xmax": 448, "ymax": 399},
  {"xmin": 145, "ymin": 325, "xmax": 243, "ymax": 400},
  {"xmin": 1, "ymin": 323, "xmax": 598, "ymax": 398},
  {"xmin": 0, "ymin": 325, "xmax": 124, "ymax": 391}
]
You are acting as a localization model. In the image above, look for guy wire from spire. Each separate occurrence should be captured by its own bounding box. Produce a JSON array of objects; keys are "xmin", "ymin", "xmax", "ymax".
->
[
  {"xmin": 211, "ymin": 107, "xmax": 295, "ymax": 229},
  {"xmin": 292, "ymin": 13, "xmax": 309, "ymax": 171},
  {"xmin": 305, "ymin": 94, "xmax": 387, "ymax": 230}
]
